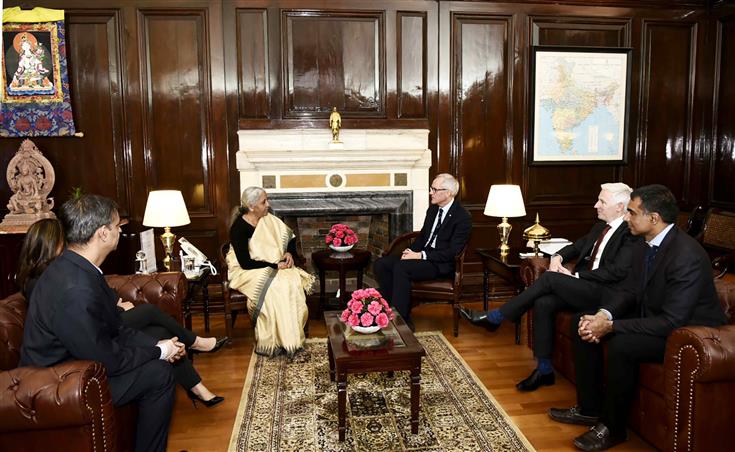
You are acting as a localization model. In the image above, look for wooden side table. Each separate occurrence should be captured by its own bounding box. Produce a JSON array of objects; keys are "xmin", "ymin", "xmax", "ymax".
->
[
  {"xmin": 183, "ymin": 267, "xmax": 211, "ymax": 333},
  {"xmin": 311, "ymin": 249, "xmax": 371, "ymax": 314},
  {"xmin": 475, "ymin": 247, "xmax": 526, "ymax": 344},
  {"xmin": 324, "ymin": 310, "xmax": 425, "ymax": 441}
]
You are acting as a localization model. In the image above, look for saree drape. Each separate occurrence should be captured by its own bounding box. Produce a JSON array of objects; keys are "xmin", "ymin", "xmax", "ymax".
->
[{"xmin": 227, "ymin": 214, "xmax": 314, "ymax": 357}]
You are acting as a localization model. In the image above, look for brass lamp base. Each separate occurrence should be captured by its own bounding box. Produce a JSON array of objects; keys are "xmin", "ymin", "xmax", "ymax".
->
[
  {"xmin": 497, "ymin": 216, "xmax": 512, "ymax": 256},
  {"xmin": 159, "ymin": 226, "xmax": 177, "ymax": 271}
]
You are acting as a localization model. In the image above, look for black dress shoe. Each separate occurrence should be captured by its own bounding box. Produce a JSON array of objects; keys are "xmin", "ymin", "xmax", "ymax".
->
[
  {"xmin": 548, "ymin": 406, "xmax": 600, "ymax": 426},
  {"xmin": 459, "ymin": 308, "xmax": 500, "ymax": 332},
  {"xmin": 573, "ymin": 423, "xmax": 626, "ymax": 451},
  {"xmin": 191, "ymin": 336, "xmax": 230, "ymax": 354},
  {"xmin": 516, "ymin": 369, "xmax": 555, "ymax": 391}
]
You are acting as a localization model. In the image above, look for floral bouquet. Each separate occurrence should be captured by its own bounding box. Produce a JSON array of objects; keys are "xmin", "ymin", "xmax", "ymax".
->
[
  {"xmin": 325, "ymin": 223, "xmax": 359, "ymax": 248},
  {"xmin": 340, "ymin": 288, "xmax": 395, "ymax": 332}
]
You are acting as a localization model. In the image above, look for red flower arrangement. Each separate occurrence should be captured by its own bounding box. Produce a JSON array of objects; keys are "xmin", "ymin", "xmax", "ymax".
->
[
  {"xmin": 325, "ymin": 223, "xmax": 358, "ymax": 247},
  {"xmin": 340, "ymin": 288, "xmax": 395, "ymax": 329}
]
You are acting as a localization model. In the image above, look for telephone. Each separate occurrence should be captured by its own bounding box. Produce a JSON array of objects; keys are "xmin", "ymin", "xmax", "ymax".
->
[{"xmin": 179, "ymin": 238, "xmax": 218, "ymax": 276}]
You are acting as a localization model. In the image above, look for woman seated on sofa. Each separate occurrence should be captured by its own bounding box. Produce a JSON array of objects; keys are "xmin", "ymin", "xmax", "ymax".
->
[
  {"xmin": 227, "ymin": 186, "xmax": 314, "ymax": 357},
  {"xmin": 16, "ymin": 218, "xmax": 228, "ymax": 408}
]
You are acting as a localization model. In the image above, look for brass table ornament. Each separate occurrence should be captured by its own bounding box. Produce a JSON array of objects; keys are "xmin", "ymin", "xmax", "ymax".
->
[
  {"xmin": 523, "ymin": 213, "xmax": 551, "ymax": 257},
  {"xmin": 329, "ymin": 107, "xmax": 342, "ymax": 143}
]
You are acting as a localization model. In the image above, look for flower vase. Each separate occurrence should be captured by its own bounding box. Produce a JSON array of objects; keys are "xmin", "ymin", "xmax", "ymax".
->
[
  {"xmin": 352, "ymin": 325, "xmax": 381, "ymax": 334},
  {"xmin": 329, "ymin": 244, "xmax": 354, "ymax": 253}
]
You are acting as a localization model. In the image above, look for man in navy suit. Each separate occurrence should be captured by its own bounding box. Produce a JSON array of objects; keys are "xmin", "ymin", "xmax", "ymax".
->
[
  {"xmin": 374, "ymin": 173, "xmax": 472, "ymax": 330},
  {"xmin": 21, "ymin": 195, "xmax": 183, "ymax": 452},
  {"xmin": 549, "ymin": 185, "xmax": 727, "ymax": 451},
  {"xmin": 462, "ymin": 183, "xmax": 638, "ymax": 391}
]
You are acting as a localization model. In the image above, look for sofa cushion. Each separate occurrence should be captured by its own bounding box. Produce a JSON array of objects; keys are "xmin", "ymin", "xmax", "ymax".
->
[{"xmin": 0, "ymin": 293, "xmax": 26, "ymax": 371}]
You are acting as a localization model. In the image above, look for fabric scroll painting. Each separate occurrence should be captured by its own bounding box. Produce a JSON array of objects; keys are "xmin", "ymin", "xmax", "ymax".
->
[{"xmin": 1, "ymin": 7, "xmax": 76, "ymax": 137}]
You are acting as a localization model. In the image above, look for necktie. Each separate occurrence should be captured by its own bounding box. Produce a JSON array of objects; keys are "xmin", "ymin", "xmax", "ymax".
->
[
  {"xmin": 588, "ymin": 224, "xmax": 612, "ymax": 266},
  {"xmin": 640, "ymin": 244, "xmax": 659, "ymax": 317},
  {"xmin": 426, "ymin": 209, "xmax": 444, "ymax": 248},
  {"xmin": 645, "ymin": 244, "xmax": 659, "ymax": 274}
]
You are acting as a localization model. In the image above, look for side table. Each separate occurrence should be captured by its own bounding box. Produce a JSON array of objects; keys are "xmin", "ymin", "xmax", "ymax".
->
[
  {"xmin": 311, "ymin": 249, "xmax": 371, "ymax": 314},
  {"xmin": 475, "ymin": 247, "xmax": 527, "ymax": 344},
  {"xmin": 183, "ymin": 267, "xmax": 211, "ymax": 333}
]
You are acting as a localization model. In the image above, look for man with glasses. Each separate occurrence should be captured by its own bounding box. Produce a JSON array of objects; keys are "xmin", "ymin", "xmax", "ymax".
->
[
  {"xmin": 21, "ymin": 195, "xmax": 182, "ymax": 452},
  {"xmin": 374, "ymin": 173, "xmax": 471, "ymax": 330}
]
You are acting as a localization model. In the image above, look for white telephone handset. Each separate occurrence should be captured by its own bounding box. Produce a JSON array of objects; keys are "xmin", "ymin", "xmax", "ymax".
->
[{"xmin": 178, "ymin": 238, "xmax": 218, "ymax": 276}]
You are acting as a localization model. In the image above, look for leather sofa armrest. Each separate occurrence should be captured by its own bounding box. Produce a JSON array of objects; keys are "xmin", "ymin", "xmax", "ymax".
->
[
  {"xmin": 663, "ymin": 324, "xmax": 735, "ymax": 451},
  {"xmin": 0, "ymin": 361, "xmax": 115, "ymax": 433},
  {"xmin": 106, "ymin": 272, "xmax": 188, "ymax": 324},
  {"xmin": 519, "ymin": 256, "xmax": 550, "ymax": 287},
  {"xmin": 665, "ymin": 324, "xmax": 735, "ymax": 383}
]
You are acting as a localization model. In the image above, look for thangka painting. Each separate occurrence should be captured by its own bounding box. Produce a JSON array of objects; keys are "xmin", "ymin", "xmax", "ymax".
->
[{"xmin": 0, "ymin": 7, "xmax": 77, "ymax": 136}]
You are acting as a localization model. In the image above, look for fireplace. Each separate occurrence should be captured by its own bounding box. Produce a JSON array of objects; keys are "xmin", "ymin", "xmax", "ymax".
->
[{"xmin": 236, "ymin": 128, "xmax": 431, "ymax": 289}]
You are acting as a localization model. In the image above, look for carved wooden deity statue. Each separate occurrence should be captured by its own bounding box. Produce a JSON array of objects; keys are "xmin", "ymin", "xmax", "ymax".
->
[{"xmin": 1, "ymin": 139, "xmax": 56, "ymax": 232}]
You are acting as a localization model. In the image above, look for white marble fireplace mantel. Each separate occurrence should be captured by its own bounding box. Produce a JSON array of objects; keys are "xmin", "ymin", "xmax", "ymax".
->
[{"xmin": 236, "ymin": 129, "xmax": 432, "ymax": 230}]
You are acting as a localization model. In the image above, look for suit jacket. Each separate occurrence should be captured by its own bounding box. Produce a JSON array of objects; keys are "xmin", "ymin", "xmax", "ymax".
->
[
  {"xmin": 557, "ymin": 220, "xmax": 637, "ymax": 286},
  {"xmin": 604, "ymin": 226, "xmax": 727, "ymax": 337},
  {"xmin": 20, "ymin": 250, "xmax": 160, "ymax": 376},
  {"xmin": 409, "ymin": 200, "xmax": 472, "ymax": 275}
]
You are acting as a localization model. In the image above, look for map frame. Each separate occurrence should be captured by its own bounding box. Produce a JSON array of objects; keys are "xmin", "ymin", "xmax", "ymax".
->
[{"xmin": 529, "ymin": 46, "xmax": 632, "ymax": 165}]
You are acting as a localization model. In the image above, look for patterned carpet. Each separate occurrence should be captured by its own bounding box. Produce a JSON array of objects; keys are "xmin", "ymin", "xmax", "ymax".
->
[{"xmin": 228, "ymin": 332, "xmax": 534, "ymax": 451}]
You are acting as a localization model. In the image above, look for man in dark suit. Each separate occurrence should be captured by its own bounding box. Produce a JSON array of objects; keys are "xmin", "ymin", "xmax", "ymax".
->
[
  {"xmin": 374, "ymin": 173, "xmax": 471, "ymax": 330},
  {"xmin": 462, "ymin": 183, "xmax": 637, "ymax": 391},
  {"xmin": 549, "ymin": 184, "xmax": 727, "ymax": 451},
  {"xmin": 20, "ymin": 195, "xmax": 183, "ymax": 452}
]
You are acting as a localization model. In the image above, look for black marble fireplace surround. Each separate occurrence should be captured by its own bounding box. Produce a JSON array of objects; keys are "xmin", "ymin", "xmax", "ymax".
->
[{"xmin": 268, "ymin": 191, "xmax": 413, "ymax": 243}]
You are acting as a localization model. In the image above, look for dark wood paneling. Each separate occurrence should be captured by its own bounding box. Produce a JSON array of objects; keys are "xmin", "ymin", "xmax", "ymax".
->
[
  {"xmin": 711, "ymin": 12, "xmax": 735, "ymax": 207},
  {"xmin": 139, "ymin": 9, "xmax": 215, "ymax": 216},
  {"xmin": 451, "ymin": 14, "xmax": 514, "ymax": 205},
  {"xmin": 282, "ymin": 10, "xmax": 385, "ymax": 118},
  {"xmin": 397, "ymin": 12, "xmax": 427, "ymax": 118},
  {"xmin": 236, "ymin": 9, "xmax": 269, "ymax": 119},
  {"xmin": 637, "ymin": 21, "xmax": 697, "ymax": 201}
]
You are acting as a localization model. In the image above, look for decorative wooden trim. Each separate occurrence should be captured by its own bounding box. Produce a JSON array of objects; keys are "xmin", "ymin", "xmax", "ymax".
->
[
  {"xmin": 397, "ymin": 11, "xmax": 427, "ymax": 119},
  {"xmin": 236, "ymin": 8, "xmax": 270, "ymax": 119}
]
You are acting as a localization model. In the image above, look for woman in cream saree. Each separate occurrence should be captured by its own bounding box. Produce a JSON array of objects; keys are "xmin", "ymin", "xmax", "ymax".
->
[{"xmin": 227, "ymin": 187, "xmax": 314, "ymax": 357}]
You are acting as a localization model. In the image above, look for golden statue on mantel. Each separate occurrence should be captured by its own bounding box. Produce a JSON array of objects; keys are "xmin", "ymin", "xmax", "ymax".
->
[{"xmin": 329, "ymin": 106, "xmax": 342, "ymax": 143}]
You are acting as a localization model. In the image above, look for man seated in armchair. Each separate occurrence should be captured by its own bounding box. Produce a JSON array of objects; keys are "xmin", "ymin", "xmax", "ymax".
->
[
  {"xmin": 462, "ymin": 182, "xmax": 638, "ymax": 391},
  {"xmin": 373, "ymin": 173, "xmax": 471, "ymax": 331},
  {"xmin": 20, "ymin": 194, "xmax": 184, "ymax": 452},
  {"xmin": 549, "ymin": 184, "xmax": 727, "ymax": 451}
]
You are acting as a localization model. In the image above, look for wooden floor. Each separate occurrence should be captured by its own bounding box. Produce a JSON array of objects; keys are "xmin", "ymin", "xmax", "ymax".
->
[{"xmin": 167, "ymin": 301, "xmax": 655, "ymax": 452}]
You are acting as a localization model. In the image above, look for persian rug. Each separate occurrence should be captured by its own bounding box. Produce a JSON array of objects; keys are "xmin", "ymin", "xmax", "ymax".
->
[
  {"xmin": 228, "ymin": 332, "xmax": 534, "ymax": 451},
  {"xmin": 1, "ymin": 7, "xmax": 77, "ymax": 136}
]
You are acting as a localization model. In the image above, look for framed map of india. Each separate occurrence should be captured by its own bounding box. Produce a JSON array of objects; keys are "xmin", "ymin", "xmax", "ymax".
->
[{"xmin": 530, "ymin": 46, "xmax": 632, "ymax": 165}]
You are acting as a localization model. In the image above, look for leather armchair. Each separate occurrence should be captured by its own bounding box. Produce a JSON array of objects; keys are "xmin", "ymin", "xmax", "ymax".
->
[
  {"xmin": 0, "ymin": 272, "xmax": 187, "ymax": 452},
  {"xmin": 520, "ymin": 258, "xmax": 735, "ymax": 451}
]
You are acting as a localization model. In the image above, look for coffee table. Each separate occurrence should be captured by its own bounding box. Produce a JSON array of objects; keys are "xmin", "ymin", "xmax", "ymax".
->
[{"xmin": 324, "ymin": 310, "xmax": 426, "ymax": 441}]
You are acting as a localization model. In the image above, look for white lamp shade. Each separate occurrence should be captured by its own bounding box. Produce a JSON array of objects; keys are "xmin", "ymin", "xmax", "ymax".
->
[
  {"xmin": 142, "ymin": 190, "xmax": 191, "ymax": 227},
  {"xmin": 484, "ymin": 184, "xmax": 526, "ymax": 218}
]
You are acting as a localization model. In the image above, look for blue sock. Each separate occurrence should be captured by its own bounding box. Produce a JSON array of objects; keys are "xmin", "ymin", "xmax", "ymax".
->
[
  {"xmin": 486, "ymin": 309, "xmax": 504, "ymax": 325},
  {"xmin": 537, "ymin": 358, "xmax": 553, "ymax": 375}
]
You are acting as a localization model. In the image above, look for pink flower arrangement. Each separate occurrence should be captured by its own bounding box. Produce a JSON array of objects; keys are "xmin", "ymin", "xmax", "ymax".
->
[
  {"xmin": 340, "ymin": 288, "xmax": 395, "ymax": 329},
  {"xmin": 325, "ymin": 223, "xmax": 359, "ymax": 248}
]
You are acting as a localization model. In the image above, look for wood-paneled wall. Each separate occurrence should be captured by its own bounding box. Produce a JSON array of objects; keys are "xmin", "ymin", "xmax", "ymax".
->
[{"xmin": 1, "ymin": 0, "xmax": 731, "ymax": 274}]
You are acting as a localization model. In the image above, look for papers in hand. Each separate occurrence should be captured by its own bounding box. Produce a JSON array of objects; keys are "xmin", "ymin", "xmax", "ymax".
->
[{"xmin": 538, "ymin": 238, "xmax": 572, "ymax": 256}]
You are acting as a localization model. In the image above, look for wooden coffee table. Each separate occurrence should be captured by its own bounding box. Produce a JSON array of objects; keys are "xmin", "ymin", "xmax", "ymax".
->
[{"xmin": 324, "ymin": 310, "xmax": 426, "ymax": 441}]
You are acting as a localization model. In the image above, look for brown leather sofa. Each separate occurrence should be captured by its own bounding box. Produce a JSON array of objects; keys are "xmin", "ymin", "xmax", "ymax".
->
[
  {"xmin": 520, "ymin": 257, "xmax": 735, "ymax": 451},
  {"xmin": 0, "ymin": 272, "xmax": 187, "ymax": 452}
]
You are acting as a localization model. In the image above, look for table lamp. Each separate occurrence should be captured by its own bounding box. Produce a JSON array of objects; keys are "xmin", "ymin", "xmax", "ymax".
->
[
  {"xmin": 142, "ymin": 190, "xmax": 191, "ymax": 271},
  {"xmin": 484, "ymin": 184, "xmax": 526, "ymax": 256}
]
